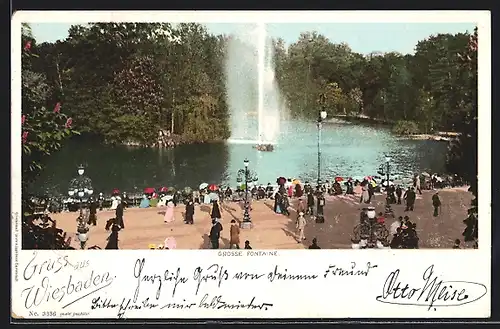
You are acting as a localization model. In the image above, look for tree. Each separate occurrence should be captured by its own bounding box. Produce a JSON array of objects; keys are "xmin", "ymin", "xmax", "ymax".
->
[
  {"xmin": 22, "ymin": 25, "xmax": 79, "ymax": 249},
  {"xmin": 444, "ymin": 27, "xmax": 478, "ymax": 245},
  {"xmin": 31, "ymin": 23, "xmax": 230, "ymax": 146},
  {"xmin": 22, "ymin": 26, "xmax": 79, "ymax": 188}
]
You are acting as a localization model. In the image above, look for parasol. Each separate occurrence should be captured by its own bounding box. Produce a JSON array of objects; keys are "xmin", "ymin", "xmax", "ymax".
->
[
  {"xmin": 144, "ymin": 187, "xmax": 155, "ymax": 194},
  {"xmin": 164, "ymin": 237, "xmax": 177, "ymax": 250},
  {"xmin": 421, "ymin": 172, "xmax": 431, "ymax": 177},
  {"xmin": 277, "ymin": 177, "xmax": 286, "ymax": 185},
  {"xmin": 292, "ymin": 179, "xmax": 301, "ymax": 185},
  {"xmin": 112, "ymin": 188, "xmax": 120, "ymax": 195},
  {"xmin": 364, "ymin": 176, "xmax": 373, "ymax": 181},
  {"xmin": 159, "ymin": 186, "xmax": 168, "ymax": 193},
  {"xmin": 183, "ymin": 186, "xmax": 192, "ymax": 195},
  {"xmin": 208, "ymin": 184, "xmax": 218, "ymax": 192},
  {"xmin": 335, "ymin": 176, "xmax": 344, "ymax": 182},
  {"xmin": 199, "ymin": 182, "xmax": 209, "ymax": 190},
  {"xmin": 208, "ymin": 192, "xmax": 219, "ymax": 201}
]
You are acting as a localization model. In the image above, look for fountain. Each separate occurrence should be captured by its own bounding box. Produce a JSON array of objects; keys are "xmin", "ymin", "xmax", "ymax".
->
[{"xmin": 225, "ymin": 22, "xmax": 284, "ymax": 152}]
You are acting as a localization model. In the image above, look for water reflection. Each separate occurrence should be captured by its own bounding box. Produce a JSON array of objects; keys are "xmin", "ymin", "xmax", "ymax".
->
[
  {"xmin": 28, "ymin": 122, "xmax": 448, "ymax": 195},
  {"xmin": 30, "ymin": 138, "xmax": 230, "ymax": 195}
]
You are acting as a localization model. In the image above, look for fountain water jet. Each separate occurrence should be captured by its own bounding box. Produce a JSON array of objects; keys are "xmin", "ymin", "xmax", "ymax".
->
[{"xmin": 225, "ymin": 23, "xmax": 285, "ymax": 150}]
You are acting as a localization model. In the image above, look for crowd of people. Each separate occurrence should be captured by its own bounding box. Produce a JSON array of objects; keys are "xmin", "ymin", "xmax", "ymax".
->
[
  {"xmin": 25, "ymin": 169, "xmax": 470, "ymax": 250},
  {"xmin": 389, "ymin": 216, "xmax": 420, "ymax": 249}
]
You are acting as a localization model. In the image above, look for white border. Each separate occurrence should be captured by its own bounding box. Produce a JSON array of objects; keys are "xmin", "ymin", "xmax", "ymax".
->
[{"xmin": 11, "ymin": 11, "xmax": 491, "ymax": 320}]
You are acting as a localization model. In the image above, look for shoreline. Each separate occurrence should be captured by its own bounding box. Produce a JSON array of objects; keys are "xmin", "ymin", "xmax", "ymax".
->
[
  {"xmin": 328, "ymin": 115, "xmax": 459, "ymax": 142},
  {"xmin": 121, "ymin": 136, "xmax": 227, "ymax": 148},
  {"xmin": 396, "ymin": 131, "xmax": 460, "ymax": 142},
  {"xmin": 396, "ymin": 134, "xmax": 452, "ymax": 142},
  {"xmin": 117, "ymin": 118, "xmax": 460, "ymax": 148}
]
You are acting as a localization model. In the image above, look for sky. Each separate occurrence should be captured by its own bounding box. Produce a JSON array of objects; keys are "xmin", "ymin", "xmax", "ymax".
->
[{"xmin": 30, "ymin": 22, "xmax": 476, "ymax": 55}]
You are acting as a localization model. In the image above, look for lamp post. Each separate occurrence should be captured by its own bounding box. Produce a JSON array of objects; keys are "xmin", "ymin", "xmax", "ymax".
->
[
  {"xmin": 378, "ymin": 156, "xmax": 394, "ymax": 218},
  {"xmin": 317, "ymin": 109, "xmax": 327, "ymax": 186},
  {"xmin": 68, "ymin": 165, "xmax": 93, "ymax": 249},
  {"xmin": 351, "ymin": 206, "xmax": 390, "ymax": 249},
  {"xmin": 237, "ymin": 159, "xmax": 258, "ymax": 229}
]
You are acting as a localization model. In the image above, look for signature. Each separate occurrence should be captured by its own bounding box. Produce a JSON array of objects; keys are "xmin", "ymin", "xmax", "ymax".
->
[{"xmin": 375, "ymin": 265, "xmax": 487, "ymax": 310}]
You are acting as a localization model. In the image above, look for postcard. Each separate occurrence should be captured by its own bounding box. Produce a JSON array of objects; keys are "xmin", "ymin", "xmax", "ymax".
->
[{"xmin": 11, "ymin": 10, "xmax": 491, "ymax": 319}]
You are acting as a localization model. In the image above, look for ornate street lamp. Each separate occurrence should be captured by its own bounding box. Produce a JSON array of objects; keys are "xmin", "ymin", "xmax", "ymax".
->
[
  {"xmin": 351, "ymin": 206, "xmax": 390, "ymax": 249},
  {"xmin": 378, "ymin": 156, "xmax": 394, "ymax": 218},
  {"xmin": 68, "ymin": 164, "xmax": 93, "ymax": 249},
  {"xmin": 236, "ymin": 159, "xmax": 258, "ymax": 229},
  {"xmin": 317, "ymin": 108, "xmax": 328, "ymax": 185}
]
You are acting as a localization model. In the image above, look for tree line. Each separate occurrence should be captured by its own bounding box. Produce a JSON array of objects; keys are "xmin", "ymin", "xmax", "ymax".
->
[
  {"xmin": 26, "ymin": 23, "xmax": 230, "ymax": 147},
  {"xmin": 272, "ymin": 29, "xmax": 476, "ymax": 135}
]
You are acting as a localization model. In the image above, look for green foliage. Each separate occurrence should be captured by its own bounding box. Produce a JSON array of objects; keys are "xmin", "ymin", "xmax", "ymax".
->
[
  {"xmin": 21, "ymin": 24, "xmax": 81, "ymax": 250},
  {"xmin": 392, "ymin": 120, "xmax": 420, "ymax": 135},
  {"xmin": 31, "ymin": 23, "xmax": 229, "ymax": 146},
  {"xmin": 22, "ymin": 26, "xmax": 80, "ymax": 187},
  {"xmin": 273, "ymin": 30, "xmax": 476, "ymax": 133}
]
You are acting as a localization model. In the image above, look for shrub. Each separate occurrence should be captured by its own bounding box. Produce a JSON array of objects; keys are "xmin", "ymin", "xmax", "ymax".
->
[{"xmin": 392, "ymin": 120, "xmax": 420, "ymax": 135}]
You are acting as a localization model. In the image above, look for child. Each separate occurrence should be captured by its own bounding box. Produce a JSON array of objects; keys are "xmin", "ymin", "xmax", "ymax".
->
[{"xmin": 244, "ymin": 240, "xmax": 252, "ymax": 249}]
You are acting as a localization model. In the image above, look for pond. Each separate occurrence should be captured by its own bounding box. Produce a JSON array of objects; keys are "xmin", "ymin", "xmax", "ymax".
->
[{"xmin": 28, "ymin": 120, "xmax": 449, "ymax": 196}]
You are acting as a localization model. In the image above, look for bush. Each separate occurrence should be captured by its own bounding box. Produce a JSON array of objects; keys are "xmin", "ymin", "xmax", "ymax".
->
[{"xmin": 392, "ymin": 120, "xmax": 420, "ymax": 135}]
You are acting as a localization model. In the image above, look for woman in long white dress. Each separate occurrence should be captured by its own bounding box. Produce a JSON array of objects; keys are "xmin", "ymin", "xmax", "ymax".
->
[
  {"xmin": 360, "ymin": 182, "xmax": 370, "ymax": 204},
  {"xmin": 110, "ymin": 196, "xmax": 120, "ymax": 210},
  {"xmin": 163, "ymin": 201, "xmax": 175, "ymax": 223}
]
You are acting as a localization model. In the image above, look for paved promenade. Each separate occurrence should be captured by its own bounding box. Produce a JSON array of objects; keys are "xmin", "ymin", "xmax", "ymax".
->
[{"xmin": 50, "ymin": 188, "xmax": 473, "ymax": 249}]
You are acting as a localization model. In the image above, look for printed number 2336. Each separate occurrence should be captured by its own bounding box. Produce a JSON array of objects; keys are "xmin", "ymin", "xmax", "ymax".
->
[{"xmin": 28, "ymin": 311, "xmax": 57, "ymax": 317}]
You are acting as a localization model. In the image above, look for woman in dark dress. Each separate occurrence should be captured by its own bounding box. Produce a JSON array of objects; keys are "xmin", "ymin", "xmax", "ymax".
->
[
  {"xmin": 295, "ymin": 184, "xmax": 303, "ymax": 198},
  {"xmin": 210, "ymin": 199, "xmax": 222, "ymax": 221},
  {"xmin": 306, "ymin": 192, "xmax": 315, "ymax": 215},
  {"xmin": 316, "ymin": 194, "xmax": 325, "ymax": 223},
  {"xmin": 105, "ymin": 224, "xmax": 120, "ymax": 249},
  {"xmin": 185, "ymin": 199, "xmax": 195, "ymax": 224}
]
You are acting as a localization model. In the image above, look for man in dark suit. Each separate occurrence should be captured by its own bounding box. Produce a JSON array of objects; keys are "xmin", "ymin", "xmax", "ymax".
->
[
  {"xmin": 404, "ymin": 187, "xmax": 416, "ymax": 211},
  {"xmin": 209, "ymin": 219, "xmax": 223, "ymax": 249},
  {"xmin": 87, "ymin": 198, "xmax": 98, "ymax": 226},
  {"xmin": 115, "ymin": 200, "xmax": 124, "ymax": 229}
]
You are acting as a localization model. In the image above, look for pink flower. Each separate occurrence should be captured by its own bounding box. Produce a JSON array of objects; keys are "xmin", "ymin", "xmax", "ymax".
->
[
  {"xmin": 21, "ymin": 115, "xmax": 26, "ymax": 125},
  {"xmin": 53, "ymin": 102, "xmax": 61, "ymax": 113},
  {"xmin": 22, "ymin": 131, "xmax": 29, "ymax": 144},
  {"xmin": 24, "ymin": 41, "xmax": 31, "ymax": 51},
  {"xmin": 65, "ymin": 117, "xmax": 73, "ymax": 128}
]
